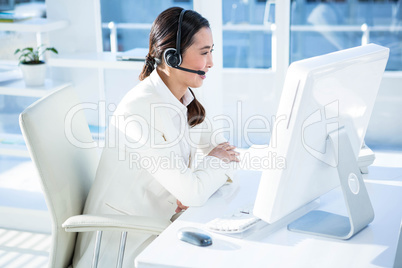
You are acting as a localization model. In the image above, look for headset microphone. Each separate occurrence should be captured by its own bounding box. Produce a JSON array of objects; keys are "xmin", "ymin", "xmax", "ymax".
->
[
  {"xmin": 163, "ymin": 9, "xmax": 206, "ymax": 76},
  {"xmin": 174, "ymin": 66, "xmax": 205, "ymax": 76}
]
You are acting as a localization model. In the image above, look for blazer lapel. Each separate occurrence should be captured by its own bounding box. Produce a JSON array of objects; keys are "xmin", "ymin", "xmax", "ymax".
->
[
  {"xmin": 152, "ymin": 106, "xmax": 180, "ymax": 145},
  {"xmin": 153, "ymin": 105, "xmax": 202, "ymax": 169},
  {"xmin": 188, "ymin": 124, "xmax": 202, "ymax": 168}
]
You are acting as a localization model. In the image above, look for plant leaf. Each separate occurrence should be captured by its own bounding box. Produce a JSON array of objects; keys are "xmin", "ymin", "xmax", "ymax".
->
[
  {"xmin": 46, "ymin": 47, "xmax": 58, "ymax": 54},
  {"xmin": 15, "ymin": 45, "xmax": 58, "ymax": 63},
  {"xmin": 22, "ymin": 48, "xmax": 34, "ymax": 53}
]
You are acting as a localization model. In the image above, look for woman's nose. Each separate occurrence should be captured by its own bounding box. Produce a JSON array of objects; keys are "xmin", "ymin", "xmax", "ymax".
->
[{"xmin": 207, "ymin": 53, "xmax": 214, "ymax": 68}]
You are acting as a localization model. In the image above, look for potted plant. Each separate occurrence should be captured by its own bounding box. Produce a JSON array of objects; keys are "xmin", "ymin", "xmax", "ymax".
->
[{"xmin": 14, "ymin": 45, "xmax": 58, "ymax": 87}]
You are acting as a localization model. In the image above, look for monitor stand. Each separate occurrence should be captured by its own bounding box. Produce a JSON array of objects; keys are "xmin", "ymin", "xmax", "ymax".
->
[{"xmin": 288, "ymin": 127, "xmax": 374, "ymax": 239}]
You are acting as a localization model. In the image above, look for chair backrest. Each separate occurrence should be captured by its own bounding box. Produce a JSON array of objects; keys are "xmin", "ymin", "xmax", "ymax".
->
[{"xmin": 19, "ymin": 86, "xmax": 99, "ymax": 268}]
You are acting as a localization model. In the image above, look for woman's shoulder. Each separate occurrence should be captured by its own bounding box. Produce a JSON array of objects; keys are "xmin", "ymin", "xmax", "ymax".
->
[
  {"xmin": 128, "ymin": 77, "xmax": 159, "ymax": 100},
  {"xmin": 115, "ymin": 76, "xmax": 164, "ymax": 115}
]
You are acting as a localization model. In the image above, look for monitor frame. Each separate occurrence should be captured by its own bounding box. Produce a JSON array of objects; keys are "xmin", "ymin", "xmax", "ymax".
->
[{"xmin": 253, "ymin": 44, "xmax": 389, "ymax": 239}]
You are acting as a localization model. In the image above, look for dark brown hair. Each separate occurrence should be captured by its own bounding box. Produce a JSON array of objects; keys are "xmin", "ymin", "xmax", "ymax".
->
[{"xmin": 140, "ymin": 7, "xmax": 209, "ymax": 127}]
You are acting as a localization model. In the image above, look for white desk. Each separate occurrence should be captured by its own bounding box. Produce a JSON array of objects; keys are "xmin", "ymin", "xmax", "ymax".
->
[{"xmin": 135, "ymin": 153, "xmax": 402, "ymax": 268}]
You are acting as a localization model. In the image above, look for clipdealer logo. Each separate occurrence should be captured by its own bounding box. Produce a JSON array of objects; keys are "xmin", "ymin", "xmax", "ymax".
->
[{"xmin": 301, "ymin": 100, "xmax": 339, "ymax": 167}]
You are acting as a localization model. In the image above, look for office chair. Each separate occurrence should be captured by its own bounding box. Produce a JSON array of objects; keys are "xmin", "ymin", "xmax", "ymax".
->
[{"xmin": 19, "ymin": 86, "xmax": 170, "ymax": 268}]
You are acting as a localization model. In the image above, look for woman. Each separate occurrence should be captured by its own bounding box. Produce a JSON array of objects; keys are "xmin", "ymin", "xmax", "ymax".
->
[{"xmin": 73, "ymin": 7, "xmax": 238, "ymax": 267}]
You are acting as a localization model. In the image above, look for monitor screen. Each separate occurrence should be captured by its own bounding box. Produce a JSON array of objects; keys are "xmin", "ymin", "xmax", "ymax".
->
[{"xmin": 253, "ymin": 44, "xmax": 389, "ymax": 224}]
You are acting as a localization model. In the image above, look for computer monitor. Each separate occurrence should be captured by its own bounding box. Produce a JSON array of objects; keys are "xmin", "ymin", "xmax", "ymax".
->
[{"xmin": 253, "ymin": 44, "xmax": 389, "ymax": 239}]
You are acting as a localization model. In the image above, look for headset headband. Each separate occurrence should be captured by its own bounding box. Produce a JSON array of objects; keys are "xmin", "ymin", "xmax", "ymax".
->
[{"xmin": 176, "ymin": 9, "xmax": 186, "ymax": 56}]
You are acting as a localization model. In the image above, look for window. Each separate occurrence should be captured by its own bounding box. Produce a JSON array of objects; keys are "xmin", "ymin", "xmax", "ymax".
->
[
  {"xmin": 290, "ymin": 0, "xmax": 402, "ymax": 70},
  {"xmin": 100, "ymin": 0, "xmax": 193, "ymax": 52},
  {"xmin": 99, "ymin": 0, "xmax": 402, "ymax": 70},
  {"xmin": 222, "ymin": 0, "xmax": 274, "ymax": 68},
  {"xmin": 100, "ymin": 0, "xmax": 275, "ymax": 69}
]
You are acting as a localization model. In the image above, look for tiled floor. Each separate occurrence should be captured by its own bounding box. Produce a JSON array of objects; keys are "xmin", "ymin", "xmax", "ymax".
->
[
  {"xmin": 0, "ymin": 229, "xmax": 50, "ymax": 268},
  {"xmin": 0, "ymin": 155, "xmax": 51, "ymax": 267}
]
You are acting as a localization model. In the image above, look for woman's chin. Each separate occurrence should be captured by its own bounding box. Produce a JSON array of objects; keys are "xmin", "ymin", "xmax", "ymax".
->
[{"xmin": 190, "ymin": 81, "xmax": 203, "ymax": 88}]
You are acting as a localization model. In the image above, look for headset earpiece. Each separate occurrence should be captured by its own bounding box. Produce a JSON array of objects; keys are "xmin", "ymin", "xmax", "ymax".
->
[
  {"xmin": 163, "ymin": 48, "xmax": 182, "ymax": 68},
  {"xmin": 162, "ymin": 9, "xmax": 205, "ymax": 76},
  {"xmin": 164, "ymin": 9, "xmax": 186, "ymax": 68}
]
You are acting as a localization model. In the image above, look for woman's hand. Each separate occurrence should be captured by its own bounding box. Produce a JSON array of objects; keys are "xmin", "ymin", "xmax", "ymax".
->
[
  {"xmin": 175, "ymin": 200, "xmax": 189, "ymax": 213},
  {"xmin": 207, "ymin": 142, "xmax": 240, "ymax": 163}
]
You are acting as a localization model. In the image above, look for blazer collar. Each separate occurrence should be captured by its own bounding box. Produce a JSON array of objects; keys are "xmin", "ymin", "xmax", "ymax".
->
[{"xmin": 149, "ymin": 69, "xmax": 194, "ymax": 119}]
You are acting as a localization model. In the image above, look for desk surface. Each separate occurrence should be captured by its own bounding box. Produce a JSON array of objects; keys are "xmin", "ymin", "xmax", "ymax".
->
[{"xmin": 135, "ymin": 153, "xmax": 402, "ymax": 268}]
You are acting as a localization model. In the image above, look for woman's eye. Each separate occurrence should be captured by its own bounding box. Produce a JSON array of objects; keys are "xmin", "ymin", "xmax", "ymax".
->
[{"xmin": 202, "ymin": 49, "xmax": 213, "ymax": 55}]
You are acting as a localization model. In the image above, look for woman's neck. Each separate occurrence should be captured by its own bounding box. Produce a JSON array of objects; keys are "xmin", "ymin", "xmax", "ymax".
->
[{"xmin": 157, "ymin": 68, "xmax": 187, "ymax": 102}]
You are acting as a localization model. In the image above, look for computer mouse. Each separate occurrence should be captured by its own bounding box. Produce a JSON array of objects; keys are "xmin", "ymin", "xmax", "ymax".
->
[{"xmin": 177, "ymin": 228, "xmax": 212, "ymax": 247}]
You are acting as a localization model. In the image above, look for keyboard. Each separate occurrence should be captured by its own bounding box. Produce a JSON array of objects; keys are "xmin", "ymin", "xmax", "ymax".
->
[
  {"xmin": 206, "ymin": 207, "xmax": 261, "ymax": 234},
  {"xmin": 205, "ymin": 200, "xmax": 320, "ymax": 237}
]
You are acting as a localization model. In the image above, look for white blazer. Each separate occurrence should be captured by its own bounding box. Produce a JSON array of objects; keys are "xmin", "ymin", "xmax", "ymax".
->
[{"xmin": 72, "ymin": 69, "xmax": 235, "ymax": 268}]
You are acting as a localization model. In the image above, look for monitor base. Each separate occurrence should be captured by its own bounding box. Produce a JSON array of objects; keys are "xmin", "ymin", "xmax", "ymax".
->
[{"xmin": 288, "ymin": 127, "xmax": 375, "ymax": 240}]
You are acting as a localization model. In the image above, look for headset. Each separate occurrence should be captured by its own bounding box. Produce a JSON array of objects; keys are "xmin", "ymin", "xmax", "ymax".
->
[{"xmin": 163, "ymin": 9, "xmax": 206, "ymax": 76}]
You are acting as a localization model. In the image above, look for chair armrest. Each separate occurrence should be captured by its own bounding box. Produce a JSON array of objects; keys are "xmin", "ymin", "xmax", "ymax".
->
[{"xmin": 62, "ymin": 214, "xmax": 171, "ymax": 235}]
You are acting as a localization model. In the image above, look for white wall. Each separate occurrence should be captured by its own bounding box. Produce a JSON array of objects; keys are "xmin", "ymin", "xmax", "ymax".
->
[
  {"xmin": 46, "ymin": 0, "xmax": 103, "ymax": 126},
  {"xmin": 222, "ymin": 70, "xmax": 277, "ymax": 147},
  {"xmin": 46, "ymin": 0, "xmax": 102, "ymax": 53}
]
